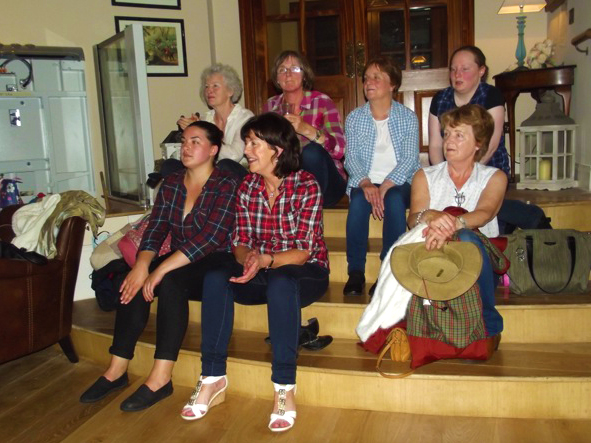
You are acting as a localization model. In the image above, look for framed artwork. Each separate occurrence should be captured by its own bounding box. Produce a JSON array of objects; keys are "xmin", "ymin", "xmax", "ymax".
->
[
  {"xmin": 115, "ymin": 16, "xmax": 188, "ymax": 77},
  {"xmin": 111, "ymin": 0, "xmax": 181, "ymax": 10}
]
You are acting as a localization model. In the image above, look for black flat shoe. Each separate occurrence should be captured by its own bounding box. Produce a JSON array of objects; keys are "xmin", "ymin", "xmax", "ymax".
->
[
  {"xmin": 343, "ymin": 271, "xmax": 365, "ymax": 296},
  {"xmin": 301, "ymin": 335, "xmax": 333, "ymax": 351},
  {"xmin": 120, "ymin": 380, "xmax": 173, "ymax": 412},
  {"xmin": 368, "ymin": 280, "xmax": 378, "ymax": 297},
  {"xmin": 80, "ymin": 372, "xmax": 129, "ymax": 403}
]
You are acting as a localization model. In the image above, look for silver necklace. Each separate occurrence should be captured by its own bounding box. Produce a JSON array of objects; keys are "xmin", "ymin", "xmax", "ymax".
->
[
  {"xmin": 454, "ymin": 188, "xmax": 465, "ymax": 207},
  {"xmin": 266, "ymin": 179, "xmax": 283, "ymax": 199}
]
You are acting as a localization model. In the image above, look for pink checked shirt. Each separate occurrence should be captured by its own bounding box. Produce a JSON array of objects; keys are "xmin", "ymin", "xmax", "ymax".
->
[{"xmin": 264, "ymin": 90, "xmax": 347, "ymax": 181}]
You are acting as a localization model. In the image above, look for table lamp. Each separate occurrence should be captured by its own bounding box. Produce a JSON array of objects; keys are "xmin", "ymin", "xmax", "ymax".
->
[{"xmin": 498, "ymin": 1, "xmax": 546, "ymax": 69}]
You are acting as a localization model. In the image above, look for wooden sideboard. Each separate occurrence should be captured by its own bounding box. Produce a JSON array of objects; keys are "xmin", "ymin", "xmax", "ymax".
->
[{"xmin": 493, "ymin": 65, "xmax": 576, "ymax": 182}]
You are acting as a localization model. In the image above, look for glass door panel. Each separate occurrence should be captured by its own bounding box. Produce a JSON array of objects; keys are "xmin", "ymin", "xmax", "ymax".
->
[
  {"xmin": 409, "ymin": 6, "xmax": 447, "ymax": 70},
  {"xmin": 303, "ymin": 0, "xmax": 343, "ymax": 76},
  {"xmin": 95, "ymin": 24, "xmax": 154, "ymax": 207},
  {"xmin": 369, "ymin": 9, "xmax": 406, "ymax": 67}
]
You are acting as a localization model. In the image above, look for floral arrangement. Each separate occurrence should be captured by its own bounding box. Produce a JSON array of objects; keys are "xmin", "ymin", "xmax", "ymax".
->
[
  {"xmin": 506, "ymin": 39, "xmax": 557, "ymax": 71},
  {"xmin": 526, "ymin": 39, "xmax": 556, "ymax": 68}
]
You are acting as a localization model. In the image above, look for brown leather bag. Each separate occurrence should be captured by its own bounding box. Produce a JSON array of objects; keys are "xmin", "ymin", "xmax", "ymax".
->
[{"xmin": 376, "ymin": 328, "xmax": 414, "ymax": 379}]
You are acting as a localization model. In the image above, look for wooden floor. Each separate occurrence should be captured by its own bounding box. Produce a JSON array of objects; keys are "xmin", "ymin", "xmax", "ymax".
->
[{"xmin": 1, "ymin": 346, "xmax": 591, "ymax": 443}]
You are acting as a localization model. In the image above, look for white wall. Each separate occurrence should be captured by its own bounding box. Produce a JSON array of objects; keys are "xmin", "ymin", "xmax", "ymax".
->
[
  {"xmin": 0, "ymin": 0, "xmax": 213, "ymax": 201},
  {"xmin": 548, "ymin": 0, "xmax": 591, "ymax": 189}
]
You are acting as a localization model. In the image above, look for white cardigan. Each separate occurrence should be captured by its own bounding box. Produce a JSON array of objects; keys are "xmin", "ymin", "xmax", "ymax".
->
[{"xmin": 356, "ymin": 224, "xmax": 426, "ymax": 342}]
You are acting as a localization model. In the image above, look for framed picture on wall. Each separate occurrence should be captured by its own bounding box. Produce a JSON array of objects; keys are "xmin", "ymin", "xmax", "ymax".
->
[
  {"xmin": 112, "ymin": 0, "xmax": 181, "ymax": 10},
  {"xmin": 115, "ymin": 16, "xmax": 188, "ymax": 77}
]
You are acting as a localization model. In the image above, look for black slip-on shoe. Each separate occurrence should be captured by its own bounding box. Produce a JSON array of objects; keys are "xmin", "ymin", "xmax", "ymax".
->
[
  {"xmin": 368, "ymin": 280, "xmax": 378, "ymax": 297},
  {"xmin": 80, "ymin": 372, "xmax": 129, "ymax": 403},
  {"xmin": 120, "ymin": 380, "xmax": 173, "ymax": 412},
  {"xmin": 343, "ymin": 271, "xmax": 365, "ymax": 296}
]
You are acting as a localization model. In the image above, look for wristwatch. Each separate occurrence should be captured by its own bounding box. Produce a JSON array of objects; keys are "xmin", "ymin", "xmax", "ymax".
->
[
  {"xmin": 312, "ymin": 128, "xmax": 322, "ymax": 143},
  {"xmin": 457, "ymin": 216, "xmax": 467, "ymax": 229}
]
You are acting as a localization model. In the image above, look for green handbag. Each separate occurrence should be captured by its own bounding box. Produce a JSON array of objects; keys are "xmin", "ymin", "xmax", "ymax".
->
[{"xmin": 503, "ymin": 230, "xmax": 591, "ymax": 295}]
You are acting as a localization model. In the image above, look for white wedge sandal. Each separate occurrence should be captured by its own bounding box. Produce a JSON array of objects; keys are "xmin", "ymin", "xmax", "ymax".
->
[
  {"xmin": 268, "ymin": 383, "xmax": 297, "ymax": 432},
  {"xmin": 180, "ymin": 375, "xmax": 227, "ymax": 420}
]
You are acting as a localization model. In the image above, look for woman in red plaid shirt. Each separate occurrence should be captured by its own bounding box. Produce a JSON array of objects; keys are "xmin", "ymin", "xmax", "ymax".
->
[
  {"xmin": 80, "ymin": 121, "xmax": 238, "ymax": 412},
  {"xmin": 180, "ymin": 113, "xmax": 329, "ymax": 433}
]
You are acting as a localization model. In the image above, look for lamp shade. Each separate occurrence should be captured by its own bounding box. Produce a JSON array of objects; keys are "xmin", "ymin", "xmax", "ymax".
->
[{"xmin": 498, "ymin": 1, "xmax": 546, "ymax": 14}]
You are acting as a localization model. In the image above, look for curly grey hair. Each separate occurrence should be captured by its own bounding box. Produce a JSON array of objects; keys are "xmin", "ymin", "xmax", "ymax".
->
[{"xmin": 199, "ymin": 63, "xmax": 244, "ymax": 107}]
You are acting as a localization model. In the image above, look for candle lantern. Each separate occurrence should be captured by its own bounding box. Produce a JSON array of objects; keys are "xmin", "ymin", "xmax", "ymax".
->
[{"xmin": 517, "ymin": 93, "xmax": 578, "ymax": 190}]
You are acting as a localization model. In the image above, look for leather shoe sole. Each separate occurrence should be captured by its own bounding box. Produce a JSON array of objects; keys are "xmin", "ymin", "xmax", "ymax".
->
[
  {"xmin": 120, "ymin": 380, "xmax": 173, "ymax": 412},
  {"xmin": 80, "ymin": 373, "xmax": 129, "ymax": 403}
]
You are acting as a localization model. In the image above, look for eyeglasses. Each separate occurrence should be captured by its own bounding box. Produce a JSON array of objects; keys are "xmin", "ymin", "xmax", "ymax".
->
[{"xmin": 277, "ymin": 66, "xmax": 303, "ymax": 75}]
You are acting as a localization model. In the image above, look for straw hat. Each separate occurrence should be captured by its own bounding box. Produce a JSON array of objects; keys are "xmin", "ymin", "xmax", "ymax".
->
[{"xmin": 391, "ymin": 242, "xmax": 482, "ymax": 301}]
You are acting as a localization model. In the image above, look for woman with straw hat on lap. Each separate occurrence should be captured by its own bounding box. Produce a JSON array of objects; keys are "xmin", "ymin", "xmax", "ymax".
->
[{"xmin": 407, "ymin": 103, "xmax": 506, "ymax": 338}]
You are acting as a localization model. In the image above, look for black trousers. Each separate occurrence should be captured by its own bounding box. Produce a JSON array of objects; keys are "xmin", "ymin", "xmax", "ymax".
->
[{"xmin": 109, "ymin": 251, "xmax": 231, "ymax": 361}]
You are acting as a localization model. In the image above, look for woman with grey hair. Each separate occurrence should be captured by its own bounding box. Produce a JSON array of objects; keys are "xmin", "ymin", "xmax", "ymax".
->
[{"xmin": 178, "ymin": 63, "xmax": 254, "ymax": 178}]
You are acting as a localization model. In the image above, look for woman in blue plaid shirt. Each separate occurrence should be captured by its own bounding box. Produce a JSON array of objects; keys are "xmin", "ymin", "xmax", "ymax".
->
[{"xmin": 343, "ymin": 57, "xmax": 420, "ymax": 297}]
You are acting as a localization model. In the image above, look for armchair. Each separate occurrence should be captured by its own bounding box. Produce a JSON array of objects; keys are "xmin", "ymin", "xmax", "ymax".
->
[{"xmin": 0, "ymin": 204, "xmax": 86, "ymax": 364}]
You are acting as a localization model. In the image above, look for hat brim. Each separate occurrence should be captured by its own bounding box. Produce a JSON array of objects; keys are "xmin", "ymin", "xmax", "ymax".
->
[{"xmin": 391, "ymin": 241, "xmax": 482, "ymax": 301}]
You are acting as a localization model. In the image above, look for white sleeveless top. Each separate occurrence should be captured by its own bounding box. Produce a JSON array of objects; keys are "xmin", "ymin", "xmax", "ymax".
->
[{"xmin": 423, "ymin": 162, "xmax": 499, "ymax": 237}]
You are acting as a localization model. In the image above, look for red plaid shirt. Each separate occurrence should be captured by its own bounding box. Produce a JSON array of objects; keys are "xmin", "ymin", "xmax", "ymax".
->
[
  {"xmin": 140, "ymin": 168, "xmax": 238, "ymax": 262},
  {"xmin": 232, "ymin": 170, "xmax": 329, "ymax": 270},
  {"xmin": 264, "ymin": 90, "xmax": 347, "ymax": 180}
]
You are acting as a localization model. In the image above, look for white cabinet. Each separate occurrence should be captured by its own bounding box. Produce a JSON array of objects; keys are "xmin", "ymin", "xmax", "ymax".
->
[{"xmin": 0, "ymin": 49, "xmax": 95, "ymax": 199}]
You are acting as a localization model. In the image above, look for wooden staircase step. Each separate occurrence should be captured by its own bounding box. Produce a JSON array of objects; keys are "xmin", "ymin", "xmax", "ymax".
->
[
  {"xmin": 325, "ymin": 236, "xmax": 382, "ymax": 282},
  {"xmin": 172, "ymin": 284, "xmax": 591, "ymax": 343},
  {"xmin": 323, "ymin": 209, "xmax": 384, "ymax": 238},
  {"xmin": 71, "ymin": 299, "xmax": 591, "ymax": 419},
  {"xmin": 323, "ymin": 188, "xmax": 591, "ymax": 237}
]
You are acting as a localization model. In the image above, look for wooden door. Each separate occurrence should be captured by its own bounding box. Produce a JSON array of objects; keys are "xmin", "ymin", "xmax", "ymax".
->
[
  {"xmin": 239, "ymin": 0, "xmax": 474, "ymax": 153},
  {"xmin": 239, "ymin": 0, "xmax": 360, "ymax": 119}
]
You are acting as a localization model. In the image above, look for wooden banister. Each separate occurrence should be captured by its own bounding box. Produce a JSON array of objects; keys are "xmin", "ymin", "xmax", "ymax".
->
[{"xmin": 571, "ymin": 29, "xmax": 591, "ymax": 55}]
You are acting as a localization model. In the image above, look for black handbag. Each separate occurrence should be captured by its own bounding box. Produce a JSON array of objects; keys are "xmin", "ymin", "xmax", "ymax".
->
[{"xmin": 0, "ymin": 240, "xmax": 49, "ymax": 265}]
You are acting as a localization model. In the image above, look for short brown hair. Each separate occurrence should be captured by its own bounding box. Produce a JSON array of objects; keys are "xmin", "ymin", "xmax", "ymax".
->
[
  {"xmin": 440, "ymin": 104, "xmax": 494, "ymax": 161},
  {"xmin": 362, "ymin": 56, "xmax": 402, "ymax": 91},
  {"xmin": 271, "ymin": 50, "xmax": 315, "ymax": 91}
]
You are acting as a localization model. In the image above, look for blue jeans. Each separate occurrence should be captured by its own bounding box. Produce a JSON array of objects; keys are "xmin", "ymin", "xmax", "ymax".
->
[
  {"xmin": 457, "ymin": 229, "xmax": 503, "ymax": 336},
  {"xmin": 200, "ymin": 254, "xmax": 329, "ymax": 384},
  {"xmin": 301, "ymin": 142, "xmax": 346, "ymax": 208},
  {"xmin": 497, "ymin": 199, "xmax": 549, "ymax": 234},
  {"xmin": 346, "ymin": 182, "xmax": 411, "ymax": 273}
]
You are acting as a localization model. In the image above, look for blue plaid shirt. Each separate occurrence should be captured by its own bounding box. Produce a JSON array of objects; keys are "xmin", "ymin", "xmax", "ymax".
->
[
  {"xmin": 431, "ymin": 83, "xmax": 510, "ymax": 176},
  {"xmin": 140, "ymin": 168, "xmax": 238, "ymax": 262},
  {"xmin": 344, "ymin": 101, "xmax": 419, "ymax": 195}
]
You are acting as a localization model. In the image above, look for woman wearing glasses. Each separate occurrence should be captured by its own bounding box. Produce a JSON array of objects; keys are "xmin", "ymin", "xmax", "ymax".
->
[{"xmin": 264, "ymin": 50, "xmax": 346, "ymax": 207}]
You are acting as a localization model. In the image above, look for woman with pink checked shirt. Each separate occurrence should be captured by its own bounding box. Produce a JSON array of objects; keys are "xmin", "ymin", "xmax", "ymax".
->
[
  {"xmin": 264, "ymin": 50, "xmax": 346, "ymax": 207},
  {"xmin": 179, "ymin": 113, "xmax": 329, "ymax": 433}
]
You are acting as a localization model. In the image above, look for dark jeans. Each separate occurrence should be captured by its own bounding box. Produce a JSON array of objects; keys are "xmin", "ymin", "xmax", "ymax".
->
[
  {"xmin": 497, "ymin": 199, "xmax": 550, "ymax": 234},
  {"xmin": 109, "ymin": 251, "xmax": 230, "ymax": 361},
  {"xmin": 200, "ymin": 254, "xmax": 329, "ymax": 384},
  {"xmin": 346, "ymin": 182, "xmax": 411, "ymax": 273},
  {"xmin": 301, "ymin": 142, "xmax": 347, "ymax": 208},
  {"xmin": 457, "ymin": 229, "xmax": 503, "ymax": 336},
  {"xmin": 217, "ymin": 158, "xmax": 248, "ymax": 181}
]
